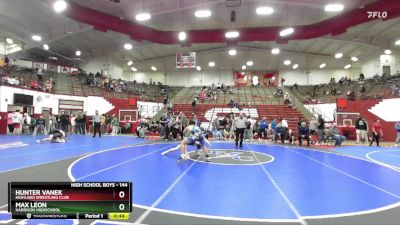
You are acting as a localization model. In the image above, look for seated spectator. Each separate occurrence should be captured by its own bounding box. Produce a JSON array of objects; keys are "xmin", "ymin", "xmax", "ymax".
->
[
  {"xmin": 359, "ymin": 73, "xmax": 365, "ymax": 81},
  {"xmin": 19, "ymin": 78, "xmax": 26, "ymax": 87},
  {"xmin": 287, "ymin": 129, "xmax": 295, "ymax": 144},
  {"xmin": 7, "ymin": 76, "xmax": 19, "ymax": 86},
  {"xmin": 275, "ymin": 123, "xmax": 285, "ymax": 143},
  {"xmin": 228, "ymin": 98, "xmax": 236, "ymax": 108},
  {"xmin": 339, "ymin": 76, "xmax": 345, "ymax": 85},
  {"xmin": 121, "ymin": 121, "xmax": 131, "ymax": 134},
  {"xmin": 292, "ymin": 83, "xmax": 298, "ymax": 90},
  {"xmin": 360, "ymin": 85, "xmax": 366, "ymax": 93},
  {"xmin": 31, "ymin": 80, "xmax": 41, "ymax": 90},
  {"xmin": 283, "ymin": 93, "xmax": 290, "ymax": 104},
  {"xmin": 329, "ymin": 87, "xmax": 337, "ymax": 95},
  {"xmin": 298, "ymin": 122, "xmax": 310, "ymax": 146},
  {"xmin": 329, "ymin": 123, "xmax": 346, "ymax": 146},
  {"xmin": 275, "ymin": 88, "xmax": 284, "ymax": 96},
  {"xmin": 44, "ymin": 80, "xmax": 53, "ymax": 92},
  {"xmin": 329, "ymin": 77, "xmax": 336, "ymax": 84}
]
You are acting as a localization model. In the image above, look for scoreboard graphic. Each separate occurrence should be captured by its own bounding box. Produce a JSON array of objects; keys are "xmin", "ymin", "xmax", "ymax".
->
[
  {"xmin": 176, "ymin": 52, "xmax": 196, "ymax": 68},
  {"xmin": 8, "ymin": 182, "xmax": 132, "ymax": 220}
]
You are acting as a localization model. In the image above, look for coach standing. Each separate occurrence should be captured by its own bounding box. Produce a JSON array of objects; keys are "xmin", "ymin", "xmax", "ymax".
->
[
  {"xmin": 92, "ymin": 110, "xmax": 102, "ymax": 138},
  {"xmin": 234, "ymin": 113, "xmax": 247, "ymax": 148}
]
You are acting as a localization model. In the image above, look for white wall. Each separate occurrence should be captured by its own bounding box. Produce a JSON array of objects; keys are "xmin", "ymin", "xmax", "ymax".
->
[
  {"xmin": 0, "ymin": 42, "xmax": 5, "ymax": 55},
  {"xmin": 81, "ymin": 55, "xmax": 124, "ymax": 79},
  {"xmin": 280, "ymin": 69, "xmax": 361, "ymax": 85},
  {"xmin": 361, "ymin": 53, "xmax": 400, "ymax": 77},
  {"xmin": 126, "ymin": 70, "xmax": 235, "ymax": 87},
  {"xmin": 0, "ymin": 86, "xmax": 114, "ymax": 115}
]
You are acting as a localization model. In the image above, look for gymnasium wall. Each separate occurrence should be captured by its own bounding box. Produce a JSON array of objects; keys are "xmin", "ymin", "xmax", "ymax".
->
[
  {"xmin": 80, "ymin": 55, "xmax": 124, "ymax": 80},
  {"xmin": 0, "ymin": 86, "xmax": 114, "ymax": 115},
  {"xmin": 361, "ymin": 53, "xmax": 400, "ymax": 78}
]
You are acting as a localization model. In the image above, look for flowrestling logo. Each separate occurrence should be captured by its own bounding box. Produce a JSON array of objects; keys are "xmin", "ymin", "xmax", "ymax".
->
[
  {"xmin": 0, "ymin": 142, "xmax": 28, "ymax": 150},
  {"xmin": 367, "ymin": 11, "xmax": 388, "ymax": 19}
]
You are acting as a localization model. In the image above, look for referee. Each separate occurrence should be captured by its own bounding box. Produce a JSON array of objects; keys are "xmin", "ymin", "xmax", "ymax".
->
[
  {"xmin": 92, "ymin": 110, "xmax": 102, "ymax": 138},
  {"xmin": 234, "ymin": 113, "xmax": 247, "ymax": 148}
]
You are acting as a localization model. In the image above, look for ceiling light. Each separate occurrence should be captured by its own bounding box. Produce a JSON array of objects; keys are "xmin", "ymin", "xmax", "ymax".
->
[
  {"xmin": 178, "ymin": 31, "xmax": 187, "ymax": 41},
  {"xmin": 335, "ymin": 52, "xmax": 343, "ymax": 59},
  {"xmin": 351, "ymin": 56, "xmax": 358, "ymax": 62},
  {"xmin": 194, "ymin": 9, "xmax": 211, "ymax": 18},
  {"xmin": 6, "ymin": 38, "xmax": 13, "ymax": 44},
  {"xmin": 292, "ymin": 64, "xmax": 299, "ymax": 69},
  {"xmin": 43, "ymin": 44, "xmax": 49, "ymax": 50},
  {"xmin": 256, "ymin": 6, "xmax": 274, "ymax": 15},
  {"xmin": 228, "ymin": 49, "xmax": 237, "ymax": 56},
  {"xmin": 279, "ymin": 27, "xmax": 294, "ymax": 37},
  {"xmin": 319, "ymin": 63, "xmax": 326, "ymax": 68},
  {"xmin": 324, "ymin": 4, "xmax": 344, "ymax": 12},
  {"xmin": 225, "ymin": 31, "xmax": 239, "ymax": 39},
  {"xmin": 151, "ymin": 66, "xmax": 157, "ymax": 71},
  {"xmin": 208, "ymin": 61, "xmax": 215, "ymax": 67},
  {"xmin": 131, "ymin": 67, "xmax": 137, "ymax": 72},
  {"xmin": 135, "ymin": 13, "xmax": 151, "ymax": 21},
  {"xmin": 395, "ymin": 39, "xmax": 400, "ymax": 45},
  {"xmin": 75, "ymin": 50, "xmax": 81, "ymax": 56},
  {"xmin": 242, "ymin": 65, "xmax": 247, "ymax": 70},
  {"xmin": 196, "ymin": 66, "xmax": 202, "ymax": 71},
  {"xmin": 127, "ymin": 61, "xmax": 133, "ymax": 66},
  {"xmin": 32, "ymin": 35, "xmax": 42, "ymax": 42},
  {"xmin": 284, "ymin": 60, "xmax": 291, "ymax": 65},
  {"xmin": 246, "ymin": 61, "xmax": 254, "ymax": 66},
  {"xmin": 271, "ymin": 48, "xmax": 280, "ymax": 55},
  {"xmin": 344, "ymin": 64, "xmax": 352, "ymax": 69},
  {"xmin": 124, "ymin": 43, "xmax": 132, "ymax": 50},
  {"xmin": 53, "ymin": 0, "xmax": 67, "ymax": 13},
  {"xmin": 384, "ymin": 49, "xmax": 392, "ymax": 55}
]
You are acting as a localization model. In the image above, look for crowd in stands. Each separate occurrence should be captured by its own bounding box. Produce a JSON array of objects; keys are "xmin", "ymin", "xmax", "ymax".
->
[
  {"xmin": 1, "ymin": 65, "xmax": 54, "ymax": 93},
  {"xmin": 80, "ymin": 71, "xmax": 174, "ymax": 101},
  {"xmin": 292, "ymin": 71, "xmax": 400, "ymax": 103},
  {"xmin": 195, "ymin": 83, "xmax": 233, "ymax": 103}
]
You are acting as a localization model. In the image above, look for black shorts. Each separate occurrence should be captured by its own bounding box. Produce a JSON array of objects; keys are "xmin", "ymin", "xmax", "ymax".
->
[{"xmin": 310, "ymin": 130, "xmax": 316, "ymax": 135}]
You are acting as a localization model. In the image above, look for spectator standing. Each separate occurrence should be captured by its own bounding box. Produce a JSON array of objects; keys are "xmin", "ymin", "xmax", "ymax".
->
[
  {"xmin": 7, "ymin": 112, "xmax": 14, "ymax": 134},
  {"xmin": 317, "ymin": 114, "xmax": 325, "ymax": 144},
  {"xmin": 258, "ymin": 117, "xmax": 268, "ymax": 140},
  {"xmin": 355, "ymin": 116, "xmax": 368, "ymax": 144},
  {"xmin": 37, "ymin": 67, "xmax": 43, "ymax": 81},
  {"xmin": 71, "ymin": 114, "xmax": 77, "ymax": 134},
  {"xmin": 234, "ymin": 113, "xmax": 247, "ymax": 148},
  {"xmin": 160, "ymin": 112, "xmax": 170, "ymax": 140},
  {"xmin": 280, "ymin": 118, "xmax": 288, "ymax": 140},
  {"xmin": 269, "ymin": 118, "xmax": 277, "ymax": 141},
  {"xmin": 309, "ymin": 116, "xmax": 318, "ymax": 144},
  {"xmin": 244, "ymin": 117, "xmax": 253, "ymax": 143},
  {"xmin": 395, "ymin": 121, "xmax": 400, "ymax": 147},
  {"xmin": 180, "ymin": 113, "xmax": 188, "ymax": 130},
  {"xmin": 60, "ymin": 112, "xmax": 69, "ymax": 132},
  {"xmin": 370, "ymin": 119, "xmax": 383, "ymax": 147},
  {"xmin": 92, "ymin": 110, "xmax": 102, "ymax": 138},
  {"xmin": 12, "ymin": 110, "xmax": 23, "ymax": 134},
  {"xmin": 49, "ymin": 114, "xmax": 57, "ymax": 132},
  {"xmin": 23, "ymin": 113, "xmax": 31, "ymax": 134},
  {"xmin": 192, "ymin": 98, "xmax": 197, "ymax": 114},
  {"xmin": 111, "ymin": 114, "xmax": 120, "ymax": 136},
  {"xmin": 329, "ymin": 123, "xmax": 346, "ymax": 146},
  {"xmin": 34, "ymin": 115, "xmax": 46, "ymax": 136}
]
